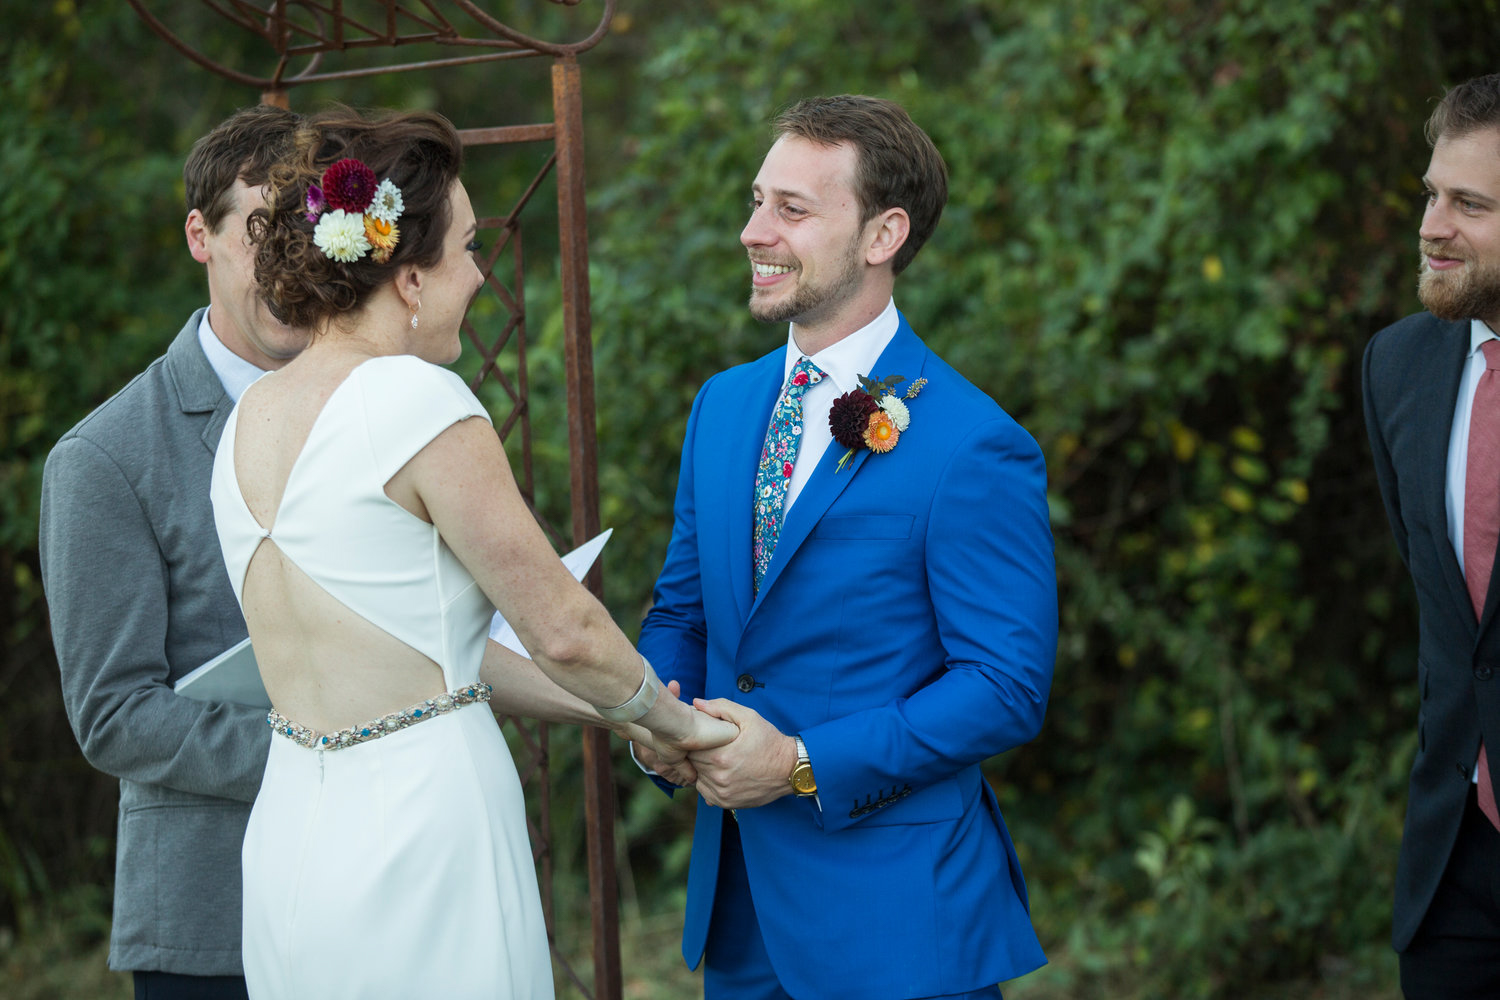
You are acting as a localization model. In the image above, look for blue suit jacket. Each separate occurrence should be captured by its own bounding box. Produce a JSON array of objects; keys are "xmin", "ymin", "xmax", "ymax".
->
[{"xmin": 638, "ymin": 315, "xmax": 1056, "ymax": 999}]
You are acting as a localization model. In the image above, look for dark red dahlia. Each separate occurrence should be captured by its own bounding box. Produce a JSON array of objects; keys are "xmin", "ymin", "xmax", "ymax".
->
[
  {"xmin": 828, "ymin": 390, "xmax": 880, "ymax": 449},
  {"xmin": 321, "ymin": 158, "xmax": 378, "ymax": 213}
]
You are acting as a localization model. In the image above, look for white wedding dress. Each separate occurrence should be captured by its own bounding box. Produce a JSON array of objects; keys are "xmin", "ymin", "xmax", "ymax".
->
[{"xmin": 211, "ymin": 355, "xmax": 553, "ymax": 998}]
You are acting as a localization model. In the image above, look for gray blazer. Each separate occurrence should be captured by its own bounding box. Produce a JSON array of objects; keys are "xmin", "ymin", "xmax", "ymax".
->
[{"xmin": 39, "ymin": 310, "xmax": 270, "ymax": 975}]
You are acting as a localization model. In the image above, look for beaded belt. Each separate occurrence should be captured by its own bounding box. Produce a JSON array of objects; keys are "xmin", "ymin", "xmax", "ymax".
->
[{"xmin": 267, "ymin": 683, "xmax": 493, "ymax": 751}]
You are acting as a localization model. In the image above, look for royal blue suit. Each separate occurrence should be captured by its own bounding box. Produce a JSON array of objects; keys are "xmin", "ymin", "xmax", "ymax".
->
[{"xmin": 638, "ymin": 315, "xmax": 1056, "ymax": 999}]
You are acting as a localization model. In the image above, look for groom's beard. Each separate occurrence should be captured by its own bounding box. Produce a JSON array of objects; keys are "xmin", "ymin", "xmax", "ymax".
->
[
  {"xmin": 1419, "ymin": 238, "xmax": 1500, "ymax": 324},
  {"xmin": 748, "ymin": 231, "xmax": 866, "ymax": 327}
]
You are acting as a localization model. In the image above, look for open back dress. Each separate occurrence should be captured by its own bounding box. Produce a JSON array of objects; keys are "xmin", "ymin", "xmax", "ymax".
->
[{"xmin": 210, "ymin": 355, "xmax": 553, "ymax": 998}]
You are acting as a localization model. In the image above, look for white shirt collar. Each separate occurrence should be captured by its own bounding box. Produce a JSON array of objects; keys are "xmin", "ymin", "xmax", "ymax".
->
[
  {"xmin": 1470, "ymin": 318, "xmax": 1500, "ymax": 357},
  {"xmin": 198, "ymin": 309, "xmax": 271, "ymax": 404},
  {"xmin": 781, "ymin": 298, "xmax": 900, "ymax": 390}
]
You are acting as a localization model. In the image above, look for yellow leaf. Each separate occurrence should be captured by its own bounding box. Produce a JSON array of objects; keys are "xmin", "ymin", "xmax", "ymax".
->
[
  {"xmin": 1167, "ymin": 420, "xmax": 1198, "ymax": 462},
  {"xmin": 1202, "ymin": 255, "xmax": 1224, "ymax": 283},
  {"xmin": 1230, "ymin": 426, "xmax": 1263, "ymax": 452},
  {"xmin": 1222, "ymin": 485, "xmax": 1254, "ymax": 513}
]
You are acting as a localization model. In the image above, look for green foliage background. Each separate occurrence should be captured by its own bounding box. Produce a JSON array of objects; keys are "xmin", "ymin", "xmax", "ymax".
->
[{"xmin": 3, "ymin": 1, "xmax": 1497, "ymax": 996}]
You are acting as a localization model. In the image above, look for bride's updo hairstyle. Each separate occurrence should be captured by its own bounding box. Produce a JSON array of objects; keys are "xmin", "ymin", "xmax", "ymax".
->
[{"xmin": 250, "ymin": 107, "xmax": 464, "ymax": 330}]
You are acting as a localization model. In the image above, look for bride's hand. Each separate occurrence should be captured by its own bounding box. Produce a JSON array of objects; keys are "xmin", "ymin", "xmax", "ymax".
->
[{"xmin": 675, "ymin": 707, "xmax": 739, "ymax": 753}]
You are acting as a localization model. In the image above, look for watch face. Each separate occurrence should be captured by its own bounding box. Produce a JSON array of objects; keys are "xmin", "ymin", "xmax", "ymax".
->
[{"xmin": 791, "ymin": 763, "xmax": 816, "ymax": 795}]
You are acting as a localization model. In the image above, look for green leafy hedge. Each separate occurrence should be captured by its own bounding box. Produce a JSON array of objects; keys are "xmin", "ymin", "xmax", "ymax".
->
[{"xmin": 5, "ymin": 1, "xmax": 1498, "ymax": 995}]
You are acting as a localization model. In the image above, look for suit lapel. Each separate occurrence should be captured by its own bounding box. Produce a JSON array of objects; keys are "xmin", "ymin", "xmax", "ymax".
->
[
  {"xmin": 1418, "ymin": 319, "xmax": 1481, "ymax": 632},
  {"xmin": 723, "ymin": 354, "xmax": 788, "ymax": 626},
  {"xmin": 163, "ymin": 309, "xmax": 234, "ymax": 455},
  {"xmin": 750, "ymin": 317, "xmax": 929, "ymax": 611}
]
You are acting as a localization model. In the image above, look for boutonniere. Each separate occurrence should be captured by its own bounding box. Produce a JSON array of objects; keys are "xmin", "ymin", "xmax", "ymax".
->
[{"xmin": 828, "ymin": 374, "xmax": 928, "ymax": 473}]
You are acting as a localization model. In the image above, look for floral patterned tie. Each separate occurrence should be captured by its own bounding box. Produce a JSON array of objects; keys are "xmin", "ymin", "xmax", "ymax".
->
[{"xmin": 752, "ymin": 357, "xmax": 825, "ymax": 595}]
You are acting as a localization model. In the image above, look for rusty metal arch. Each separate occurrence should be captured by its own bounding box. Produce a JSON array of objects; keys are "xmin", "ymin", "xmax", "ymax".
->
[{"xmin": 126, "ymin": 3, "xmax": 622, "ymax": 996}]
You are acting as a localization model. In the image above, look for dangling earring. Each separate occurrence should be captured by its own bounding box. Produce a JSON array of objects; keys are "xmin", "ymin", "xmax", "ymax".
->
[{"xmin": 410, "ymin": 300, "xmax": 420, "ymax": 330}]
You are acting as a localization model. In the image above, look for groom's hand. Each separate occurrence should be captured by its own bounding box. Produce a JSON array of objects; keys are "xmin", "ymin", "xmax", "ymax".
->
[
  {"xmin": 635, "ymin": 740, "xmax": 698, "ymax": 787},
  {"xmin": 687, "ymin": 699, "xmax": 797, "ymax": 809}
]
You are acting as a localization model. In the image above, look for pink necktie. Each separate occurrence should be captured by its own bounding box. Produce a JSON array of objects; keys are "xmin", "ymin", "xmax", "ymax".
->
[{"xmin": 1463, "ymin": 339, "xmax": 1500, "ymax": 832}]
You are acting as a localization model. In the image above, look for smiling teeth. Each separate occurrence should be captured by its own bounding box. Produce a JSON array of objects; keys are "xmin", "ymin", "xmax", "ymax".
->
[{"xmin": 754, "ymin": 263, "xmax": 793, "ymax": 276}]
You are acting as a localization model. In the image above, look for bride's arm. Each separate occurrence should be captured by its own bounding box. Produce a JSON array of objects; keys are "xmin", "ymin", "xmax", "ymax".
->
[
  {"xmin": 480, "ymin": 639, "xmax": 606, "ymax": 726},
  {"xmin": 391, "ymin": 418, "xmax": 734, "ymax": 752},
  {"xmin": 481, "ymin": 644, "xmax": 689, "ymax": 754}
]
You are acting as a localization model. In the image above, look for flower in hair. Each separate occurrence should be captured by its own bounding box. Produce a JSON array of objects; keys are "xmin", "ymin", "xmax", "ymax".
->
[
  {"xmin": 313, "ymin": 209, "xmax": 372, "ymax": 263},
  {"xmin": 364, "ymin": 216, "xmax": 399, "ymax": 264},
  {"xmin": 322, "ymin": 158, "xmax": 379, "ymax": 213},
  {"xmin": 304, "ymin": 158, "xmax": 404, "ymax": 263},
  {"xmin": 305, "ymin": 184, "xmax": 328, "ymax": 223},
  {"xmin": 367, "ymin": 179, "xmax": 404, "ymax": 225}
]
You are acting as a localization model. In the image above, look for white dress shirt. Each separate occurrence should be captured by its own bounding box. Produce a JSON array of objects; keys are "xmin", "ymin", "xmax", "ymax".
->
[
  {"xmin": 197, "ymin": 309, "xmax": 272, "ymax": 405},
  {"xmin": 779, "ymin": 298, "xmax": 900, "ymax": 512}
]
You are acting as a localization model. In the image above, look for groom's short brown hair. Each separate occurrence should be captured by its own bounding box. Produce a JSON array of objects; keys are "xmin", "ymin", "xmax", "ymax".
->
[{"xmin": 773, "ymin": 95, "xmax": 948, "ymax": 276}]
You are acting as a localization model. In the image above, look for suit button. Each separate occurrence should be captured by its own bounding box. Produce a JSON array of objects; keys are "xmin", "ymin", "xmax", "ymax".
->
[
  {"xmin": 1476, "ymin": 666, "xmax": 1494, "ymax": 681},
  {"xmin": 737, "ymin": 674, "xmax": 756, "ymax": 693}
]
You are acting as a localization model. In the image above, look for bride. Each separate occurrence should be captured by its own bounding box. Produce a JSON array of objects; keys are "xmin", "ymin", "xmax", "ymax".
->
[{"xmin": 209, "ymin": 107, "xmax": 731, "ymax": 998}]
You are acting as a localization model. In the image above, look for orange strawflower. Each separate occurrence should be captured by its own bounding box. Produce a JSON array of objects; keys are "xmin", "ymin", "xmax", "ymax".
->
[
  {"xmin": 863, "ymin": 412, "xmax": 899, "ymax": 453},
  {"xmin": 365, "ymin": 216, "xmax": 399, "ymax": 263}
]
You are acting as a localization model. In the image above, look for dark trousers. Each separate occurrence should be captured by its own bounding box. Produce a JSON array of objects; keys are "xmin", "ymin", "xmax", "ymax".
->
[
  {"xmin": 133, "ymin": 971, "xmax": 249, "ymax": 1000},
  {"xmin": 1400, "ymin": 786, "xmax": 1500, "ymax": 1000},
  {"xmin": 703, "ymin": 817, "xmax": 1003, "ymax": 1000}
]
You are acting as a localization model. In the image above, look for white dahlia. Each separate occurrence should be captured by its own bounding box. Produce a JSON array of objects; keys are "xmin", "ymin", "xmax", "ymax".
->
[{"xmin": 313, "ymin": 209, "xmax": 371, "ymax": 263}]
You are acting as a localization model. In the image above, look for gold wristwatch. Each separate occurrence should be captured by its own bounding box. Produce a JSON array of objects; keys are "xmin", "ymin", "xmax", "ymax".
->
[{"xmin": 788, "ymin": 736, "xmax": 817, "ymax": 796}]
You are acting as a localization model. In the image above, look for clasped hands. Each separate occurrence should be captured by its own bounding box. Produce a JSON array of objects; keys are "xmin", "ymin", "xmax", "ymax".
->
[{"xmin": 632, "ymin": 686, "xmax": 799, "ymax": 811}]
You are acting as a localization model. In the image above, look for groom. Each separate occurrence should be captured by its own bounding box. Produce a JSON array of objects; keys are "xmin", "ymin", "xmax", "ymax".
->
[{"xmin": 636, "ymin": 96, "xmax": 1057, "ymax": 999}]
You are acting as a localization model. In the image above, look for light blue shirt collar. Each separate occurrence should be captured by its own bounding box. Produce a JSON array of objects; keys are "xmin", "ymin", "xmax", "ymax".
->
[{"xmin": 197, "ymin": 309, "xmax": 271, "ymax": 404}]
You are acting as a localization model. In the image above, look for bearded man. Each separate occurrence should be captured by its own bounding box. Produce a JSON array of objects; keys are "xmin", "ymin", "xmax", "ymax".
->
[
  {"xmin": 633, "ymin": 95, "xmax": 1056, "ymax": 1000},
  {"xmin": 1363, "ymin": 72, "xmax": 1500, "ymax": 999}
]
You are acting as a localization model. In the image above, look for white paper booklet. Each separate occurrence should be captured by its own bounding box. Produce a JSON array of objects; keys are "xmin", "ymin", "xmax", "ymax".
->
[
  {"xmin": 172, "ymin": 637, "xmax": 268, "ymax": 708},
  {"xmin": 173, "ymin": 528, "xmax": 614, "ymax": 707},
  {"xmin": 489, "ymin": 528, "xmax": 613, "ymax": 655}
]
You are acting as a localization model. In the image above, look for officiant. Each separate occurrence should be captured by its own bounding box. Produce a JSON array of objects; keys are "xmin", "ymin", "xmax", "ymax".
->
[{"xmin": 38, "ymin": 105, "xmax": 305, "ymax": 1000}]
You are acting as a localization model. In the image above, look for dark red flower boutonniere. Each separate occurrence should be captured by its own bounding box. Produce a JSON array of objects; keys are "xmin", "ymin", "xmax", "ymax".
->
[{"xmin": 829, "ymin": 374, "xmax": 928, "ymax": 473}]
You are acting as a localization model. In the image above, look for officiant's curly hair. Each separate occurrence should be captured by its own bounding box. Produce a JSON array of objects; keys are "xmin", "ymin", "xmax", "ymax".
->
[{"xmin": 250, "ymin": 106, "xmax": 464, "ymax": 330}]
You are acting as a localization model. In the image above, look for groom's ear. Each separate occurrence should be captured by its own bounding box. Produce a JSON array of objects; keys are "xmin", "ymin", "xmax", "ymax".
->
[{"xmin": 863, "ymin": 207, "xmax": 909, "ymax": 269}]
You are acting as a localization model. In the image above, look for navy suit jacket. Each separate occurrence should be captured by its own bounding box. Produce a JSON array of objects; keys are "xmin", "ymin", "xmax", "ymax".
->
[
  {"xmin": 1363, "ymin": 310, "xmax": 1500, "ymax": 950},
  {"xmin": 638, "ymin": 314, "xmax": 1056, "ymax": 999}
]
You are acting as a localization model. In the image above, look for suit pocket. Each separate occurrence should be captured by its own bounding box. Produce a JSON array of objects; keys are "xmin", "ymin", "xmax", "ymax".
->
[
  {"xmin": 812, "ymin": 515, "xmax": 914, "ymax": 540},
  {"xmin": 117, "ymin": 801, "xmax": 249, "ymax": 951}
]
